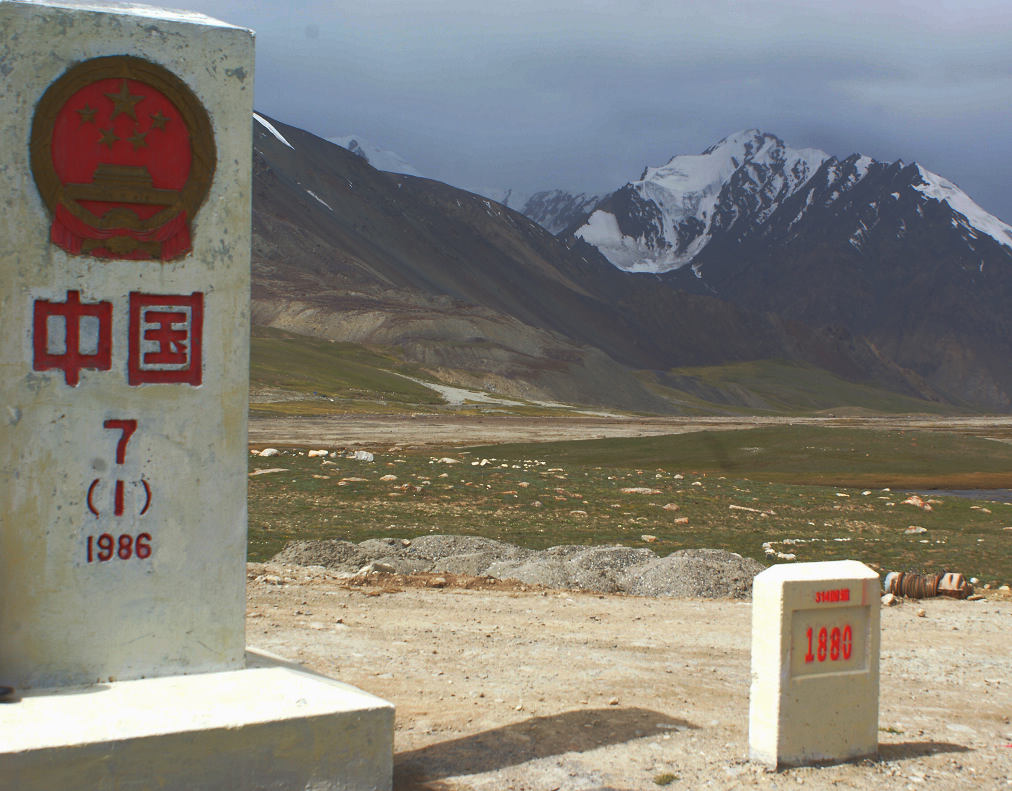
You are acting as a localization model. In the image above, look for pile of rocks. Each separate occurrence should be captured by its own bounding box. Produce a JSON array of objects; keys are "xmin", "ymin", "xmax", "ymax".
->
[{"xmin": 272, "ymin": 535, "xmax": 765, "ymax": 599}]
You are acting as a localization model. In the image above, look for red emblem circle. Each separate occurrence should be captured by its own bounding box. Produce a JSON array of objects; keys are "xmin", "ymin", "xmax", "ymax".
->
[{"xmin": 30, "ymin": 56, "xmax": 215, "ymax": 262}]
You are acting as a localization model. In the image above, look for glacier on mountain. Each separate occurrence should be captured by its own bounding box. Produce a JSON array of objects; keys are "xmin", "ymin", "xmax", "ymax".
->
[
  {"xmin": 573, "ymin": 129, "xmax": 1012, "ymax": 273},
  {"xmin": 575, "ymin": 130, "xmax": 828, "ymax": 272}
]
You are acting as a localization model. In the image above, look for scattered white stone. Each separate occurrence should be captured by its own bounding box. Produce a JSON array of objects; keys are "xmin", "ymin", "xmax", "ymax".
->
[
  {"xmin": 307, "ymin": 449, "xmax": 329, "ymax": 458},
  {"xmin": 692, "ymin": 481, "xmax": 703, "ymax": 487},
  {"xmin": 379, "ymin": 474, "xmax": 398, "ymax": 482},
  {"xmin": 258, "ymin": 448, "xmax": 280, "ymax": 457},
  {"xmin": 904, "ymin": 525, "xmax": 928, "ymax": 535},
  {"xmin": 570, "ymin": 510, "xmax": 589, "ymax": 517},
  {"xmin": 356, "ymin": 561, "xmax": 396, "ymax": 576},
  {"xmin": 249, "ymin": 467, "xmax": 287, "ymax": 477},
  {"xmin": 641, "ymin": 534, "xmax": 658, "ymax": 543},
  {"xmin": 436, "ymin": 457, "xmax": 460, "ymax": 464},
  {"xmin": 901, "ymin": 495, "xmax": 932, "ymax": 511},
  {"xmin": 350, "ymin": 450, "xmax": 374, "ymax": 462},
  {"xmin": 620, "ymin": 487, "xmax": 662, "ymax": 494},
  {"xmin": 881, "ymin": 593, "xmax": 900, "ymax": 606},
  {"xmin": 662, "ymin": 503, "xmax": 680, "ymax": 511},
  {"xmin": 775, "ymin": 552, "xmax": 796, "ymax": 561}
]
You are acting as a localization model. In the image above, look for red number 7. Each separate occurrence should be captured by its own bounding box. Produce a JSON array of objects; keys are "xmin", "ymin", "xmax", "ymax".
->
[{"xmin": 103, "ymin": 419, "xmax": 138, "ymax": 464}]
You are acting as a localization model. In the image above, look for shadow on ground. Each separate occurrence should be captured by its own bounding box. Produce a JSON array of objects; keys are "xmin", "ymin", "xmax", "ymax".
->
[
  {"xmin": 394, "ymin": 706, "xmax": 694, "ymax": 790},
  {"xmin": 877, "ymin": 740, "xmax": 972, "ymax": 760}
]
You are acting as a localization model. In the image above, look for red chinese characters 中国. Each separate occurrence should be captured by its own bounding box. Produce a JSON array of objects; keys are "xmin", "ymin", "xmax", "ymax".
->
[
  {"xmin": 128, "ymin": 292, "xmax": 203, "ymax": 385},
  {"xmin": 32, "ymin": 290, "xmax": 112, "ymax": 386}
]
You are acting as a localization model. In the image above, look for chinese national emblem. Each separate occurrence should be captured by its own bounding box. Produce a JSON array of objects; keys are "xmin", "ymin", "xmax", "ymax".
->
[{"xmin": 30, "ymin": 56, "xmax": 215, "ymax": 261}]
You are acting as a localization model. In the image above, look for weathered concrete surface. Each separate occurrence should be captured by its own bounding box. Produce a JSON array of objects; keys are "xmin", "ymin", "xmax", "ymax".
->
[
  {"xmin": 0, "ymin": 655, "xmax": 394, "ymax": 791},
  {"xmin": 0, "ymin": 1, "xmax": 253, "ymax": 688},
  {"xmin": 749, "ymin": 560, "xmax": 881, "ymax": 767}
]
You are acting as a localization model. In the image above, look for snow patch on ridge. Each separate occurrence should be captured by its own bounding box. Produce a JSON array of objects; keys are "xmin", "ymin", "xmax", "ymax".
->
[
  {"xmin": 913, "ymin": 165, "xmax": 1012, "ymax": 251},
  {"xmin": 306, "ymin": 190, "xmax": 333, "ymax": 211},
  {"xmin": 254, "ymin": 113, "xmax": 293, "ymax": 150}
]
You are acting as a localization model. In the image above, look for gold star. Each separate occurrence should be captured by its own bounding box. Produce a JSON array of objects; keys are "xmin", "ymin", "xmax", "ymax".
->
[
  {"xmin": 76, "ymin": 104, "xmax": 97, "ymax": 124},
  {"xmin": 149, "ymin": 111, "xmax": 169, "ymax": 130},
  {"xmin": 104, "ymin": 80, "xmax": 144, "ymax": 120},
  {"xmin": 127, "ymin": 126, "xmax": 148, "ymax": 150},
  {"xmin": 98, "ymin": 127, "xmax": 119, "ymax": 149}
]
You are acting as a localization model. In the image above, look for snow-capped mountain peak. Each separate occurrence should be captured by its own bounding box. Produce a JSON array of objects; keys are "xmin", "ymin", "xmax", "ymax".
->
[
  {"xmin": 326, "ymin": 134, "xmax": 423, "ymax": 177},
  {"xmin": 575, "ymin": 130, "xmax": 830, "ymax": 272},
  {"xmin": 913, "ymin": 164, "xmax": 1012, "ymax": 251}
]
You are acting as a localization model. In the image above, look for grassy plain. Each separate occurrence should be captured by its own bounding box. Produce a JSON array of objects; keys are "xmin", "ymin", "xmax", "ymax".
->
[
  {"xmin": 248, "ymin": 426, "xmax": 1012, "ymax": 585},
  {"xmin": 652, "ymin": 359, "xmax": 959, "ymax": 416},
  {"xmin": 250, "ymin": 326, "xmax": 445, "ymax": 415}
]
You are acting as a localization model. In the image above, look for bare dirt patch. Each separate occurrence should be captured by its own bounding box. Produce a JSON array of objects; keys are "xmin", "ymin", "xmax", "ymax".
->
[
  {"xmin": 248, "ymin": 562, "xmax": 1012, "ymax": 791},
  {"xmin": 249, "ymin": 414, "xmax": 1012, "ymax": 449}
]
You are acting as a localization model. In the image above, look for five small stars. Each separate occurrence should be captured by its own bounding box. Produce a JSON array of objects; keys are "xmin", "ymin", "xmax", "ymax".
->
[
  {"xmin": 104, "ymin": 80, "xmax": 144, "ymax": 120},
  {"xmin": 79, "ymin": 80, "xmax": 172, "ymax": 151},
  {"xmin": 97, "ymin": 127, "xmax": 119, "ymax": 149}
]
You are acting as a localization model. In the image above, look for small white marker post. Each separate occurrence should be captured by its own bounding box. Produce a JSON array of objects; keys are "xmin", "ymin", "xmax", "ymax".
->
[{"xmin": 749, "ymin": 560, "xmax": 880, "ymax": 767}]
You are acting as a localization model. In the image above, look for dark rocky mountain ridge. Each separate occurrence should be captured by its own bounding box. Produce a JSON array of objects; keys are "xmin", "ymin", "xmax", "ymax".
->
[
  {"xmin": 250, "ymin": 116, "xmax": 981, "ymax": 413},
  {"xmin": 564, "ymin": 131, "xmax": 1012, "ymax": 409}
]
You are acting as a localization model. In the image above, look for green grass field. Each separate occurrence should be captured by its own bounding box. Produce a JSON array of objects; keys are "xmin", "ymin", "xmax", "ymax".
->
[
  {"xmin": 250, "ymin": 326, "xmax": 962, "ymax": 417},
  {"xmin": 248, "ymin": 426, "xmax": 1012, "ymax": 586},
  {"xmin": 651, "ymin": 359, "xmax": 960, "ymax": 416},
  {"xmin": 250, "ymin": 326, "xmax": 445, "ymax": 415}
]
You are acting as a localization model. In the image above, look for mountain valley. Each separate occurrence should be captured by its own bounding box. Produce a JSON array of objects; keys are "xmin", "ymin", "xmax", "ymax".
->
[{"xmin": 251, "ymin": 118, "xmax": 1009, "ymax": 415}]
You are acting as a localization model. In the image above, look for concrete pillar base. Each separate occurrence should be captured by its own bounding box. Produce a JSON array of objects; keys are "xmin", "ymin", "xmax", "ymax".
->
[{"xmin": 0, "ymin": 651, "xmax": 394, "ymax": 791}]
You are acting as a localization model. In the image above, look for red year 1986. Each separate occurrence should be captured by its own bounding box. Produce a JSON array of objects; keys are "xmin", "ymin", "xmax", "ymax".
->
[{"xmin": 86, "ymin": 533, "xmax": 152, "ymax": 562}]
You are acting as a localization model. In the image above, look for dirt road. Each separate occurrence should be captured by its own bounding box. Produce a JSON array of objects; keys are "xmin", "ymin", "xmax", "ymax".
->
[
  {"xmin": 249, "ymin": 414, "xmax": 1012, "ymax": 449},
  {"xmin": 247, "ymin": 563, "xmax": 1012, "ymax": 790}
]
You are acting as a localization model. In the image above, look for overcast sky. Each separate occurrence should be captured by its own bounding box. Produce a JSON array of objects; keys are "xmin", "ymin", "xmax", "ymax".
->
[{"xmin": 159, "ymin": 1, "xmax": 1011, "ymax": 219}]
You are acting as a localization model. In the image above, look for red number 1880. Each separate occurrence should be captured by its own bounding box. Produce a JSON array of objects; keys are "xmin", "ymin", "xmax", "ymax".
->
[{"xmin": 804, "ymin": 624, "xmax": 853, "ymax": 663}]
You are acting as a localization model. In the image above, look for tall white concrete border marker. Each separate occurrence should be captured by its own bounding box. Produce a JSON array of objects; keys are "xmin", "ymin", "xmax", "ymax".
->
[
  {"xmin": 0, "ymin": 3, "xmax": 393, "ymax": 788},
  {"xmin": 748, "ymin": 560, "xmax": 881, "ymax": 767}
]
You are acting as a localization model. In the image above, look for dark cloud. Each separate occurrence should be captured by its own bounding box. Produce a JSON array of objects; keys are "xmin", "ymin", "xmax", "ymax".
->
[{"xmin": 128, "ymin": 1, "xmax": 1012, "ymax": 219}]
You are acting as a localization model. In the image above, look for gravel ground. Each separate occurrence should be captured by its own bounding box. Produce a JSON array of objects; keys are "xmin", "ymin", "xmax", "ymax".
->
[
  {"xmin": 247, "ymin": 561, "xmax": 1012, "ymax": 791},
  {"xmin": 273, "ymin": 536, "xmax": 766, "ymax": 599}
]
